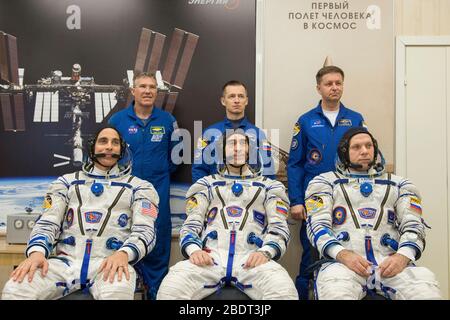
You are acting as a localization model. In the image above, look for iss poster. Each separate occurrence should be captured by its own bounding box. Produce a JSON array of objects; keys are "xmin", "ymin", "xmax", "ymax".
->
[{"xmin": 0, "ymin": 0, "xmax": 256, "ymax": 231}]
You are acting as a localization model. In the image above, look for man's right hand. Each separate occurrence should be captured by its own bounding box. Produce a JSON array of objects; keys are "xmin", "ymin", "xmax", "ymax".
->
[
  {"xmin": 10, "ymin": 251, "xmax": 48, "ymax": 283},
  {"xmin": 290, "ymin": 204, "xmax": 306, "ymax": 220},
  {"xmin": 190, "ymin": 250, "xmax": 214, "ymax": 266},
  {"xmin": 336, "ymin": 249, "xmax": 372, "ymax": 278}
]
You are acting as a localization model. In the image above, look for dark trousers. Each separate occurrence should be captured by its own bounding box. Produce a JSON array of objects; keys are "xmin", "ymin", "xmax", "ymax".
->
[{"xmin": 295, "ymin": 221, "xmax": 312, "ymax": 300}]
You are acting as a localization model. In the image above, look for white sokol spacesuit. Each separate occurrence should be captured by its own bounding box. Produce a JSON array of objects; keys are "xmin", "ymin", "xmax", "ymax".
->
[
  {"xmin": 2, "ymin": 160, "xmax": 159, "ymax": 300},
  {"xmin": 157, "ymin": 167, "xmax": 298, "ymax": 300},
  {"xmin": 306, "ymin": 129, "xmax": 441, "ymax": 300}
]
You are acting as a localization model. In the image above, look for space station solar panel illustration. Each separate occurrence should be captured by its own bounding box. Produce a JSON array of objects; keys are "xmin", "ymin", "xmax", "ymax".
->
[
  {"xmin": 0, "ymin": 31, "xmax": 25, "ymax": 131},
  {"xmin": 0, "ymin": 27, "xmax": 199, "ymax": 168}
]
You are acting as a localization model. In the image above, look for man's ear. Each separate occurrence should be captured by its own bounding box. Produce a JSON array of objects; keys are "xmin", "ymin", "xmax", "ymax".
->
[
  {"xmin": 220, "ymin": 96, "xmax": 226, "ymax": 107},
  {"xmin": 316, "ymin": 84, "xmax": 321, "ymax": 94}
]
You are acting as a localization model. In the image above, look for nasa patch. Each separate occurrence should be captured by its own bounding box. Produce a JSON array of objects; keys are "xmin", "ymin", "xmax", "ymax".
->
[
  {"xmin": 358, "ymin": 208, "xmax": 377, "ymax": 219},
  {"xmin": 128, "ymin": 126, "xmax": 138, "ymax": 135},
  {"xmin": 332, "ymin": 206, "xmax": 347, "ymax": 225},
  {"xmin": 226, "ymin": 206, "xmax": 243, "ymax": 217},
  {"xmin": 85, "ymin": 211, "xmax": 103, "ymax": 223},
  {"xmin": 207, "ymin": 207, "xmax": 218, "ymax": 225}
]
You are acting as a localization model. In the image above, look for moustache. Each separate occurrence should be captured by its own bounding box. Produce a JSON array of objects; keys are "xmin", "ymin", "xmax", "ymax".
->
[{"xmin": 94, "ymin": 153, "xmax": 121, "ymax": 159}]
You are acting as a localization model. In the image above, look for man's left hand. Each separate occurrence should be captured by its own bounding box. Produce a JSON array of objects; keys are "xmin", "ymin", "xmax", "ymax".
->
[
  {"xmin": 378, "ymin": 253, "xmax": 410, "ymax": 278},
  {"xmin": 244, "ymin": 252, "xmax": 270, "ymax": 269},
  {"xmin": 98, "ymin": 251, "xmax": 130, "ymax": 283}
]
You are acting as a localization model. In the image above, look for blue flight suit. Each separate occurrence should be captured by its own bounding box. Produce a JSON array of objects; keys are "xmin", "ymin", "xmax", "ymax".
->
[
  {"xmin": 287, "ymin": 102, "xmax": 365, "ymax": 299},
  {"xmin": 192, "ymin": 117, "xmax": 275, "ymax": 182},
  {"xmin": 109, "ymin": 102, "xmax": 180, "ymax": 300}
]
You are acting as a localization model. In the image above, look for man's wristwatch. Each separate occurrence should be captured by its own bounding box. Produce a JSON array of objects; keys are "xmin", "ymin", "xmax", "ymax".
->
[{"xmin": 259, "ymin": 250, "xmax": 272, "ymax": 260}]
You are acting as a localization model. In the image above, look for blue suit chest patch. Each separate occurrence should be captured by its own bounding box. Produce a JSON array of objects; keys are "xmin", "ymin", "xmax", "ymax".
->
[
  {"xmin": 128, "ymin": 126, "xmax": 138, "ymax": 134},
  {"xmin": 310, "ymin": 119, "xmax": 324, "ymax": 128},
  {"xmin": 150, "ymin": 126, "xmax": 165, "ymax": 135},
  {"xmin": 358, "ymin": 208, "xmax": 377, "ymax": 219},
  {"xmin": 207, "ymin": 207, "xmax": 218, "ymax": 225},
  {"xmin": 308, "ymin": 149, "xmax": 322, "ymax": 164},
  {"xmin": 66, "ymin": 208, "xmax": 74, "ymax": 227},
  {"xmin": 226, "ymin": 206, "xmax": 243, "ymax": 217},
  {"xmin": 85, "ymin": 211, "xmax": 103, "ymax": 223},
  {"xmin": 333, "ymin": 206, "xmax": 347, "ymax": 225},
  {"xmin": 338, "ymin": 119, "xmax": 352, "ymax": 126},
  {"xmin": 118, "ymin": 214, "xmax": 129, "ymax": 227},
  {"xmin": 150, "ymin": 126, "xmax": 165, "ymax": 142},
  {"xmin": 387, "ymin": 210, "xmax": 396, "ymax": 225},
  {"xmin": 253, "ymin": 210, "xmax": 266, "ymax": 226}
]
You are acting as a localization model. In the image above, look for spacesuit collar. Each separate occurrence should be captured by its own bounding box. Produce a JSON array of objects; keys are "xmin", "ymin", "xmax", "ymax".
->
[
  {"xmin": 92, "ymin": 164, "xmax": 120, "ymax": 175},
  {"xmin": 82, "ymin": 162, "xmax": 131, "ymax": 179},
  {"xmin": 220, "ymin": 166, "xmax": 258, "ymax": 179},
  {"xmin": 337, "ymin": 166, "xmax": 384, "ymax": 179}
]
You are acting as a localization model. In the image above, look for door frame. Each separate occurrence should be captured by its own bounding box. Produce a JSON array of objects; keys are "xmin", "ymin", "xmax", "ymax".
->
[
  {"xmin": 395, "ymin": 36, "xmax": 450, "ymax": 175},
  {"xmin": 396, "ymin": 36, "xmax": 450, "ymax": 298}
]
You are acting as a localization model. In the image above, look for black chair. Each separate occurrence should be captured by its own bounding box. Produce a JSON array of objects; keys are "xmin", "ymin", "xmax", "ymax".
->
[{"xmin": 59, "ymin": 290, "xmax": 94, "ymax": 300}]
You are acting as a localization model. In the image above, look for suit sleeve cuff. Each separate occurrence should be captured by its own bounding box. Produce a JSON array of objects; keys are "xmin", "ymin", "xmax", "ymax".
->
[
  {"xmin": 26, "ymin": 246, "xmax": 47, "ymax": 258},
  {"xmin": 259, "ymin": 245, "xmax": 277, "ymax": 259},
  {"xmin": 185, "ymin": 244, "xmax": 202, "ymax": 257},
  {"xmin": 326, "ymin": 244, "xmax": 345, "ymax": 260},
  {"xmin": 397, "ymin": 247, "xmax": 416, "ymax": 262},
  {"xmin": 119, "ymin": 247, "xmax": 136, "ymax": 263}
]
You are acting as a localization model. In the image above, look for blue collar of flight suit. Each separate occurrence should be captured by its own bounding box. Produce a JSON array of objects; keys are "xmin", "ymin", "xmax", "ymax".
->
[
  {"xmin": 312, "ymin": 101, "xmax": 350, "ymax": 125},
  {"xmin": 125, "ymin": 101, "xmax": 161, "ymax": 127},
  {"xmin": 223, "ymin": 116, "xmax": 250, "ymax": 129}
]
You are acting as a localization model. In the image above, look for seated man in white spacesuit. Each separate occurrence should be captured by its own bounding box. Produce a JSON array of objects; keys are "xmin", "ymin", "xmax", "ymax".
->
[
  {"xmin": 305, "ymin": 127, "xmax": 441, "ymax": 300},
  {"xmin": 157, "ymin": 130, "xmax": 298, "ymax": 300},
  {"xmin": 2, "ymin": 126, "xmax": 159, "ymax": 300}
]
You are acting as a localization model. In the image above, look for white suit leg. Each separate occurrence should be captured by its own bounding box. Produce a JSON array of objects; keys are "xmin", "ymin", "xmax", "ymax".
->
[
  {"xmin": 90, "ymin": 267, "xmax": 137, "ymax": 300},
  {"xmin": 2, "ymin": 259, "xmax": 71, "ymax": 300},
  {"xmin": 316, "ymin": 262, "xmax": 366, "ymax": 300},
  {"xmin": 157, "ymin": 260, "xmax": 223, "ymax": 300},
  {"xmin": 379, "ymin": 266, "xmax": 442, "ymax": 300},
  {"xmin": 236, "ymin": 260, "xmax": 298, "ymax": 300}
]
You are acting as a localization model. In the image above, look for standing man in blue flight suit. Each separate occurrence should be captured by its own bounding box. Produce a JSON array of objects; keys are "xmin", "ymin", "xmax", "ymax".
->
[
  {"xmin": 287, "ymin": 66, "xmax": 365, "ymax": 299},
  {"xmin": 109, "ymin": 72, "xmax": 180, "ymax": 300},
  {"xmin": 192, "ymin": 80, "xmax": 274, "ymax": 182}
]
